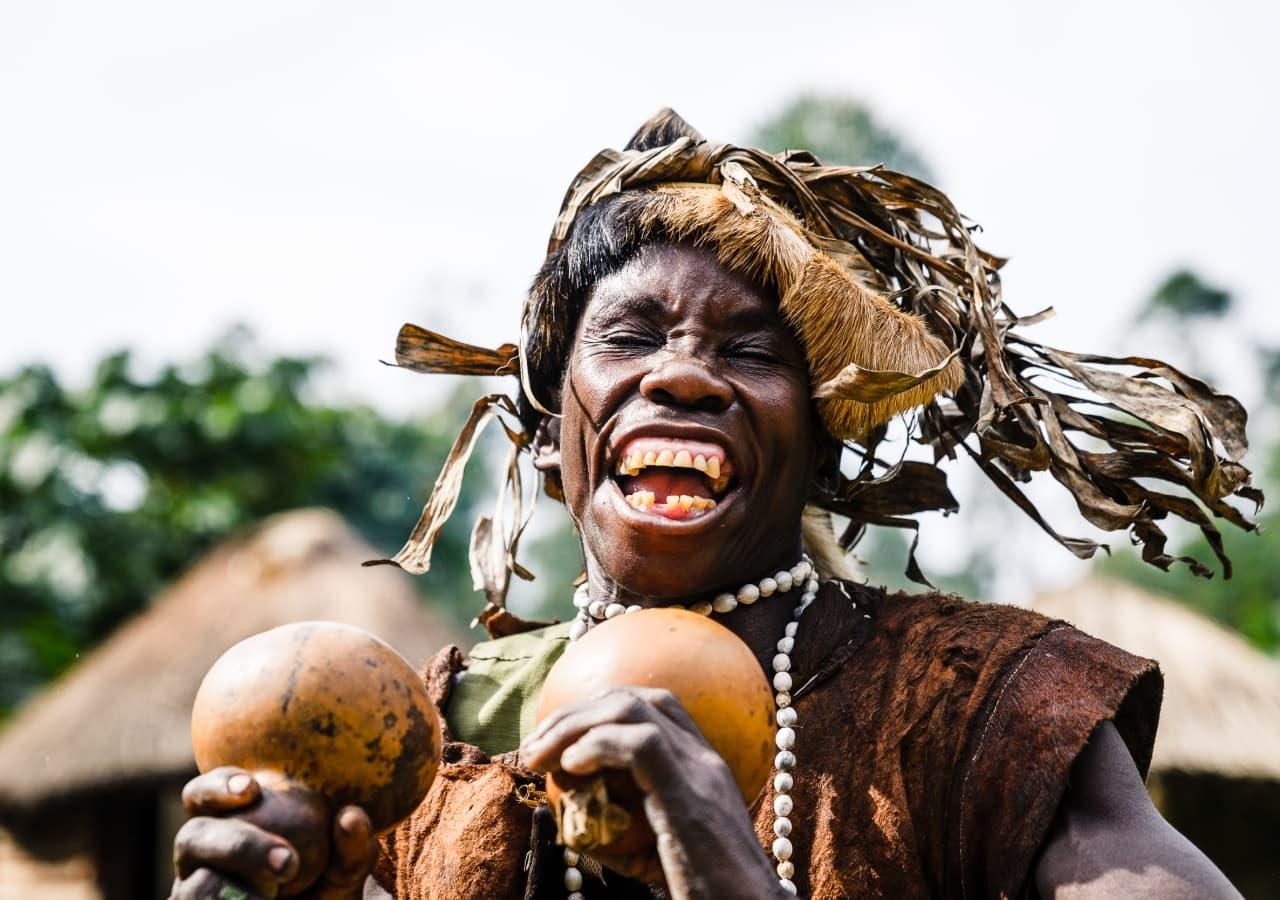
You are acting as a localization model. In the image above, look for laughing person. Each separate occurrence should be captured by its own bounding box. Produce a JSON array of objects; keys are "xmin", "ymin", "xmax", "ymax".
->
[{"xmin": 171, "ymin": 111, "xmax": 1253, "ymax": 899}]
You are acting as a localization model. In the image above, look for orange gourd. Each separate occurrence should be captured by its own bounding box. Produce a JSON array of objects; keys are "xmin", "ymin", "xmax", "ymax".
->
[
  {"xmin": 191, "ymin": 622, "xmax": 441, "ymax": 895},
  {"xmin": 535, "ymin": 608, "xmax": 774, "ymax": 857}
]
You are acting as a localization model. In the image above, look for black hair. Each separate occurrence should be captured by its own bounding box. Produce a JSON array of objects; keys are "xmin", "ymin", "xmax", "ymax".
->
[
  {"xmin": 518, "ymin": 110, "xmax": 705, "ymax": 427},
  {"xmin": 520, "ymin": 192, "xmax": 675, "ymax": 426}
]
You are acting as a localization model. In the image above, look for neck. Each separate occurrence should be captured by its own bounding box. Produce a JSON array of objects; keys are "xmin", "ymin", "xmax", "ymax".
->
[
  {"xmin": 580, "ymin": 540, "xmax": 808, "ymax": 668},
  {"xmin": 711, "ymin": 587, "xmax": 803, "ymax": 671}
]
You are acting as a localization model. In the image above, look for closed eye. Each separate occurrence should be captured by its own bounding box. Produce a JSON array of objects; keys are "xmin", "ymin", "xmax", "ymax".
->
[
  {"xmin": 579, "ymin": 326, "xmax": 664, "ymax": 354},
  {"xmin": 729, "ymin": 347, "xmax": 776, "ymax": 362},
  {"xmin": 723, "ymin": 340, "xmax": 782, "ymax": 364},
  {"xmin": 604, "ymin": 330, "xmax": 662, "ymax": 349}
]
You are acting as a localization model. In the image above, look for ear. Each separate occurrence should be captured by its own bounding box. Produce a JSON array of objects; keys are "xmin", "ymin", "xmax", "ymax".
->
[
  {"xmin": 531, "ymin": 415, "xmax": 564, "ymax": 501},
  {"xmin": 532, "ymin": 416, "xmax": 561, "ymax": 471}
]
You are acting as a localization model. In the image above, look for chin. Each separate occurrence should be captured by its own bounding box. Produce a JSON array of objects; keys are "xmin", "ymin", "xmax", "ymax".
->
[{"xmin": 583, "ymin": 489, "xmax": 772, "ymax": 600}]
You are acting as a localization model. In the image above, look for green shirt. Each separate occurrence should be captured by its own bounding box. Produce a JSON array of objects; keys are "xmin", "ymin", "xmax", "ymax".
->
[{"xmin": 447, "ymin": 622, "xmax": 573, "ymax": 756}]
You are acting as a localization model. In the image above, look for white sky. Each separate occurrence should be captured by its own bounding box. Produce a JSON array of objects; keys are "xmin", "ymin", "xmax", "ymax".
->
[{"xmin": 3, "ymin": 0, "xmax": 1277, "ymax": 598}]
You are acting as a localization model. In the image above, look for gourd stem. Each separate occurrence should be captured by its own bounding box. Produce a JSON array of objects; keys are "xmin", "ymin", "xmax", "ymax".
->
[{"xmin": 553, "ymin": 776, "xmax": 632, "ymax": 851}]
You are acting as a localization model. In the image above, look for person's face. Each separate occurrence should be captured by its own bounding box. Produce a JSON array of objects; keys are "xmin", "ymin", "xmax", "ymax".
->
[{"xmin": 557, "ymin": 243, "xmax": 819, "ymax": 600}]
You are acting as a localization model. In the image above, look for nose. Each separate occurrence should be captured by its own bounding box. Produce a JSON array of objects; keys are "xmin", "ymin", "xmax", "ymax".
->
[{"xmin": 639, "ymin": 352, "xmax": 733, "ymax": 413}]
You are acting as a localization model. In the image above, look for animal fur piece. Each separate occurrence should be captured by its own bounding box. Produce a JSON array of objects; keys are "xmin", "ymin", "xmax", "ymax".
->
[{"xmin": 633, "ymin": 183, "xmax": 962, "ymax": 440}]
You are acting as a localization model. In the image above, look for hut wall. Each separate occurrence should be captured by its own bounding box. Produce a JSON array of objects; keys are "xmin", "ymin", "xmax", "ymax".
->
[
  {"xmin": 91, "ymin": 786, "xmax": 160, "ymax": 899},
  {"xmin": 0, "ymin": 780, "xmax": 184, "ymax": 900}
]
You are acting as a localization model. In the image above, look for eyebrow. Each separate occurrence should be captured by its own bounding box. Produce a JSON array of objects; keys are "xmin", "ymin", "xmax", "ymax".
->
[
  {"xmin": 614, "ymin": 294, "xmax": 667, "ymax": 318},
  {"xmin": 717, "ymin": 304, "xmax": 779, "ymax": 333},
  {"xmin": 583, "ymin": 294, "xmax": 663, "ymax": 329}
]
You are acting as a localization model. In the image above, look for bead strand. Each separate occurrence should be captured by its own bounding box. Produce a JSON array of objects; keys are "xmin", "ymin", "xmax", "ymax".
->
[
  {"xmin": 568, "ymin": 556, "xmax": 815, "ymax": 641},
  {"xmin": 769, "ymin": 567, "xmax": 818, "ymax": 894},
  {"xmin": 563, "ymin": 848, "xmax": 584, "ymax": 900}
]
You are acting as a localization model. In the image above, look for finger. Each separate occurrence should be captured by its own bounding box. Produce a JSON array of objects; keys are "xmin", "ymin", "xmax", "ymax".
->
[
  {"xmin": 558, "ymin": 721, "xmax": 670, "ymax": 787},
  {"xmin": 174, "ymin": 816, "xmax": 298, "ymax": 889},
  {"xmin": 313, "ymin": 806, "xmax": 377, "ymax": 899},
  {"xmin": 170, "ymin": 867, "xmax": 269, "ymax": 900},
  {"xmin": 525, "ymin": 686, "xmax": 698, "ymax": 750},
  {"xmin": 522, "ymin": 690, "xmax": 664, "ymax": 770},
  {"xmin": 525, "ymin": 685, "xmax": 654, "ymax": 742},
  {"xmin": 182, "ymin": 767, "xmax": 261, "ymax": 815},
  {"xmin": 628, "ymin": 686, "xmax": 701, "ymax": 736}
]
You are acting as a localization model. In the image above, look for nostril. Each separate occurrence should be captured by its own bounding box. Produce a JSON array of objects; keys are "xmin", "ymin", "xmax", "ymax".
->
[
  {"xmin": 648, "ymin": 386, "xmax": 678, "ymax": 406},
  {"xmin": 645, "ymin": 383, "xmax": 729, "ymax": 413},
  {"xmin": 640, "ymin": 359, "xmax": 733, "ymax": 412},
  {"xmin": 691, "ymin": 394, "xmax": 730, "ymax": 413}
]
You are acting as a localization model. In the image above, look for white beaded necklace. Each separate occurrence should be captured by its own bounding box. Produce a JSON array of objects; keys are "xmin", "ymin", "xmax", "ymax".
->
[
  {"xmin": 562, "ymin": 556, "xmax": 819, "ymax": 897},
  {"xmin": 568, "ymin": 556, "xmax": 816, "ymax": 638}
]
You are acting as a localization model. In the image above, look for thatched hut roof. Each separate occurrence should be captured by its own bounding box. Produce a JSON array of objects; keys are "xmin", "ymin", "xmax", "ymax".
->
[
  {"xmin": 1024, "ymin": 578, "xmax": 1280, "ymax": 781},
  {"xmin": 0, "ymin": 508, "xmax": 465, "ymax": 813}
]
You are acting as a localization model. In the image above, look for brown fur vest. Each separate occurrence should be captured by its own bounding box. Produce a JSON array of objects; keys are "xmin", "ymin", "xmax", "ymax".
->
[{"xmin": 375, "ymin": 581, "xmax": 1161, "ymax": 899}]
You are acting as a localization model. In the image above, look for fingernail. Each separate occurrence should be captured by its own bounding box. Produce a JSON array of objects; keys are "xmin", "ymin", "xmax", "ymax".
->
[
  {"xmin": 268, "ymin": 846, "xmax": 294, "ymax": 874},
  {"xmin": 559, "ymin": 748, "xmax": 582, "ymax": 772},
  {"xmin": 227, "ymin": 774, "xmax": 252, "ymax": 794},
  {"xmin": 337, "ymin": 807, "xmax": 363, "ymax": 835}
]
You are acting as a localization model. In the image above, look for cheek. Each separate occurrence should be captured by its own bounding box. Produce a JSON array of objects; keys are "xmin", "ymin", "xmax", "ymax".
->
[
  {"xmin": 567, "ymin": 350, "xmax": 637, "ymax": 411},
  {"xmin": 555, "ymin": 356, "xmax": 633, "ymax": 506},
  {"xmin": 556, "ymin": 382, "xmax": 593, "ymax": 509},
  {"xmin": 759, "ymin": 379, "xmax": 819, "ymax": 484}
]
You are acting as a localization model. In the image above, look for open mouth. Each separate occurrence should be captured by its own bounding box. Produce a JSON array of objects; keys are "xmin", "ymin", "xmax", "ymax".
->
[{"xmin": 609, "ymin": 436, "xmax": 736, "ymax": 520}]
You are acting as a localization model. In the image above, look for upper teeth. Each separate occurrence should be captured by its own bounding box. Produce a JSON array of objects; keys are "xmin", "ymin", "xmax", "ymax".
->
[{"xmin": 617, "ymin": 449, "xmax": 724, "ymax": 482}]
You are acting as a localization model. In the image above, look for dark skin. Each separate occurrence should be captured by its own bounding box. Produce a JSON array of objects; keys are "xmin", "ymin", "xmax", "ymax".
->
[
  {"xmin": 171, "ymin": 768, "xmax": 375, "ymax": 899},
  {"xmin": 172, "ymin": 245, "xmax": 1239, "ymax": 899}
]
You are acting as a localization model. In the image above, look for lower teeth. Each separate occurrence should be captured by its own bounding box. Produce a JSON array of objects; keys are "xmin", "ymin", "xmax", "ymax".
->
[{"xmin": 625, "ymin": 491, "xmax": 716, "ymax": 513}]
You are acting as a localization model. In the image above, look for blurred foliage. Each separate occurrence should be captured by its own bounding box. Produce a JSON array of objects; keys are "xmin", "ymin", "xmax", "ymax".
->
[
  {"xmin": 1139, "ymin": 269, "xmax": 1233, "ymax": 320},
  {"xmin": 0, "ymin": 329, "xmax": 487, "ymax": 720},
  {"xmin": 1103, "ymin": 272, "xmax": 1278, "ymax": 653},
  {"xmin": 1101, "ymin": 506, "xmax": 1279, "ymax": 653},
  {"xmin": 1261, "ymin": 348, "xmax": 1280, "ymax": 406},
  {"xmin": 510, "ymin": 505, "xmax": 584, "ymax": 625},
  {"xmin": 750, "ymin": 95, "xmax": 933, "ymax": 181}
]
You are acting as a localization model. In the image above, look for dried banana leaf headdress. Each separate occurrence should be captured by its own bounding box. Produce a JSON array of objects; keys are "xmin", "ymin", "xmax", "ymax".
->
[{"xmin": 369, "ymin": 108, "xmax": 1261, "ymax": 630}]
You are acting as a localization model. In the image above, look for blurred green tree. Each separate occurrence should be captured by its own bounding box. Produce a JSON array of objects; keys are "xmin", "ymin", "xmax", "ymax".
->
[
  {"xmin": 1140, "ymin": 269, "xmax": 1233, "ymax": 320},
  {"xmin": 0, "ymin": 329, "xmax": 486, "ymax": 720},
  {"xmin": 750, "ymin": 95, "xmax": 933, "ymax": 180}
]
